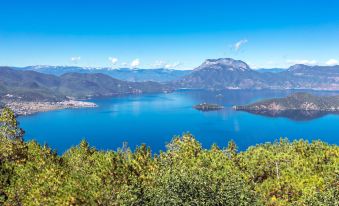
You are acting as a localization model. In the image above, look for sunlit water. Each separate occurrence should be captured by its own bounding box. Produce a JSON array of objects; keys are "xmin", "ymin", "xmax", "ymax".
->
[{"xmin": 18, "ymin": 90, "xmax": 339, "ymax": 154}]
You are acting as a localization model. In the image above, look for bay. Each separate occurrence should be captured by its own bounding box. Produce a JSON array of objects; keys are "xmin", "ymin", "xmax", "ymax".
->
[{"xmin": 18, "ymin": 90, "xmax": 339, "ymax": 154}]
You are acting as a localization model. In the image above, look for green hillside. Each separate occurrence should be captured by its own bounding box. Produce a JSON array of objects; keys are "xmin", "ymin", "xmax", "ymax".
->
[{"xmin": 0, "ymin": 67, "xmax": 171, "ymax": 102}]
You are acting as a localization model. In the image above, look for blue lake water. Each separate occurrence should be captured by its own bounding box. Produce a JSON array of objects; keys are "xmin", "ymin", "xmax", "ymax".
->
[{"xmin": 18, "ymin": 90, "xmax": 339, "ymax": 154}]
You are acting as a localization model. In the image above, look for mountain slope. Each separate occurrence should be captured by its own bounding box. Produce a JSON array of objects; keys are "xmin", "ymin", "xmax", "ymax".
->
[
  {"xmin": 256, "ymin": 68, "xmax": 286, "ymax": 73},
  {"xmin": 0, "ymin": 67, "xmax": 63, "ymax": 101},
  {"xmin": 176, "ymin": 58, "xmax": 339, "ymax": 90},
  {"xmin": 18, "ymin": 66, "xmax": 191, "ymax": 82},
  {"xmin": 0, "ymin": 67, "xmax": 171, "ymax": 101},
  {"xmin": 176, "ymin": 58, "xmax": 267, "ymax": 89},
  {"xmin": 280, "ymin": 64, "xmax": 339, "ymax": 89}
]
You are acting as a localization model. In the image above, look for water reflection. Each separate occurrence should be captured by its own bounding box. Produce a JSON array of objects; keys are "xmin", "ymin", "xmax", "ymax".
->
[{"xmin": 240, "ymin": 110, "xmax": 339, "ymax": 121}]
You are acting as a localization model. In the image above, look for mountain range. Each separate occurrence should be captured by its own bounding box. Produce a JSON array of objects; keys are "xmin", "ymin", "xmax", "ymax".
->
[
  {"xmin": 16, "ymin": 66, "xmax": 191, "ymax": 82},
  {"xmin": 256, "ymin": 68, "xmax": 286, "ymax": 73},
  {"xmin": 0, "ymin": 67, "xmax": 171, "ymax": 102},
  {"xmin": 176, "ymin": 58, "xmax": 339, "ymax": 90},
  {"xmin": 1, "ymin": 58, "xmax": 339, "ymax": 102}
]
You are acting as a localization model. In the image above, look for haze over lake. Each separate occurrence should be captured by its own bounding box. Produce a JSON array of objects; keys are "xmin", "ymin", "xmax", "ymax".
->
[{"xmin": 18, "ymin": 90, "xmax": 339, "ymax": 153}]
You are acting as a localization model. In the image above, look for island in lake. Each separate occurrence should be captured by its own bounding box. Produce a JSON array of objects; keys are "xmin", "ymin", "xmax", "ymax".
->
[
  {"xmin": 194, "ymin": 103, "xmax": 224, "ymax": 111},
  {"xmin": 233, "ymin": 93, "xmax": 339, "ymax": 121}
]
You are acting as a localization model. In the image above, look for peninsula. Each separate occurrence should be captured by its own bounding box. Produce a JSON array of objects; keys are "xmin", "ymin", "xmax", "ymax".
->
[
  {"xmin": 234, "ymin": 93, "xmax": 339, "ymax": 112},
  {"xmin": 233, "ymin": 93, "xmax": 339, "ymax": 120}
]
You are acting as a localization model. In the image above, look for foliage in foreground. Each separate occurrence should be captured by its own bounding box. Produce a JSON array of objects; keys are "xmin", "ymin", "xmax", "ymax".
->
[{"xmin": 0, "ymin": 108, "xmax": 338, "ymax": 206}]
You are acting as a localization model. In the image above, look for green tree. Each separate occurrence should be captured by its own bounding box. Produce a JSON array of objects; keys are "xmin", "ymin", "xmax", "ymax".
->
[
  {"xmin": 147, "ymin": 134, "xmax": 258, "ymax": 206},
  {"xmin": 237, "ymin": 139, "xmax": 339, "ymax": 205},
  {"xmin": 0, "ymin": 108, "xmax": 24, "ymax": 140},
  {"xmin": 4, "ymin": 141, "xmax": 64, "ymax": 206},
  {"xmin": 0, "ymin": 108, "xmax": 27, "ymax": 204}
]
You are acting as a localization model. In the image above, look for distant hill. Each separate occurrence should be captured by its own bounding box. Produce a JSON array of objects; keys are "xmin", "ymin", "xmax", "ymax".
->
[
  {"xmin": 282, "ymin": 64, "xmax": 339, "ymax": 89},
  {"xmin": 17, "ymin": 66, "xmax": 191, "ymax": 82},
  {"xmin": 256, "ymin": 68, "xmax": 286, "ymax": 73},
  {"xmin": 175, "ymin": 58, "xmax": 339, "ymax": 90},
  {"xmin": 0, "ymin": 67, "xmax": 171, "ymax": 102},
  {"xmin": 0, "ymin": 67, "xmax": 64, "ymax": 101}
]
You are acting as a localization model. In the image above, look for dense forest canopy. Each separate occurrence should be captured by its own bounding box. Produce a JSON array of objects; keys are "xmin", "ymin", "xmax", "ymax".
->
[{"xmin": 0, "ymin": 108, "xmax": 338, "ymax": 205}]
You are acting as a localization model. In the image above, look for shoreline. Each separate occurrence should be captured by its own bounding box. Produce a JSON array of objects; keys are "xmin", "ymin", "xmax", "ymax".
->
[{"xmin": 2, "ymin": 100, "xmax": 97, "ymax": 116}]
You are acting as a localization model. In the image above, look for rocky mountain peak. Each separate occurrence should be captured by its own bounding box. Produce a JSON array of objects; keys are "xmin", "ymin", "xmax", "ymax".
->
[
  {"xmin": 287, "ymin": 64, "xmax": 308, "ymax": 72},
  {"xmin": 196, "ymin": 58, "xmax": 251, "ymax": 72}
]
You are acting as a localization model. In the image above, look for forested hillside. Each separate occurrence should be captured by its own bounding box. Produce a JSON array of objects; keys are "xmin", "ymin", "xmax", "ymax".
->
[
  {"xmin": 0, "ymin": 108, "xmax": 338, "ymax": 205},
  {"xmin": 0, "ymin": 67, "xmax": 171, "ymax": 102}
]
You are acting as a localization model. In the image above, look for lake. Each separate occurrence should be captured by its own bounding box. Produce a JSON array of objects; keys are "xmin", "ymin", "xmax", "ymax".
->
[{"xmin": 18, "ymin": 90, "xmax": 339, "ymax": 154}]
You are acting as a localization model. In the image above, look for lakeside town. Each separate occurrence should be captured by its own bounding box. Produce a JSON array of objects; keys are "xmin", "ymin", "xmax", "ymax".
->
[{"xmin": 1, "ymin": 100, "xmax": 97, "ymax": 116}]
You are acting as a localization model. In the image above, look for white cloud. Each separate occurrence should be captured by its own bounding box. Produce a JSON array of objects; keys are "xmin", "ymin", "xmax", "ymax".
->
[
  {"xmin": 248, "ymin": 64, "xmax": 259, "ymax": 69},
  {"xmin": 286, "ymin": 59, "xmax": 318, "ymax": 66},
  {"xmin": 108, "ymin": 57, "xmax": 118, "ymax": 65},
  {"xmin": 131, "ymin": 59, "xmax": 140, "ymax": 68},
  {"xmin": 326, "ymin": 59, "xmax": 338, "ymax": 66},
  {"xmin": 234, "ymin": 39, "xmax": 248, "ymax": 51},
  {"xmin": 70, "ymin": 56, "xmax": 81, "ymax": 63}
]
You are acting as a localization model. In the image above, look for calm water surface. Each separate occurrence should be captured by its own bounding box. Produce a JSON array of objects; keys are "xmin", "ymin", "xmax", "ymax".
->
[{"xmin": 18, "ymin": 90, "xmax": 339, "ymax": 153}]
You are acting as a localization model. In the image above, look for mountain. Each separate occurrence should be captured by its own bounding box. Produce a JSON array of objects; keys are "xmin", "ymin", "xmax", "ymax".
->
[
  {"xmin": 18, "ymin": 66, "xmax": 191, "ymax": 82},
  {"xmin": 0, "ymin": 67, "xmax": 171, "ymax": 102},
  {"xmin": 256, "ymin": 68, "xmax": 286, "ymax": 73},
  {"xmin": 281, "ymin": 64, "xmax": 339, "ymax": 89},
  {"xmin": 0, "ymin": 67, "xmax": 64, "ymax": 101},
  {"xmin": 176, "ymin": 58, "xmax": 339, "ymax": 90},
  {"xmin": 176, "ymin": 58, "xmax": 267, "ymax": 89},
  {"xmin": 58, "ymin": 72, "xmax": 170, "ymax": 98}
]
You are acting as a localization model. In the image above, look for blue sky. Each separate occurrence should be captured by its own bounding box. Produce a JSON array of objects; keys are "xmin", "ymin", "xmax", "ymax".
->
[{"xmin": 0, "ymin": 0, "xmax": 339, "ymax": 69}]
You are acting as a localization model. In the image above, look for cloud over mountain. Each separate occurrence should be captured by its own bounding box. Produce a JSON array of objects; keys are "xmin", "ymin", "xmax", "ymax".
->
[
  {"xmin": 131, "ymin": 59, "xmax": 140, "ymax": 68},
  {"xmin": 234, "ymin": 39, "xmax": 248, "ymax": 51},
  {"xmin": 326, "ymin": 59, "xmax": 338, "ymax": 66},
  {"xmin": 108, "ymin": 57, "xmax": 118, "ymax": 65},
  {"xmin": 70, "ymin": 56, "xmax": 81, "ymax": 64},
  {"xmin": 286, "ymin": 59, "xmax": 317, "ymax": 66}
]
